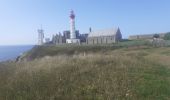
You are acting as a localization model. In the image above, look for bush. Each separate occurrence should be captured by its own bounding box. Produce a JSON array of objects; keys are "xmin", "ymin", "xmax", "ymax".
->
[{"xmin": 164, "ymin": 32, "xmax": 170, "ymax": 40}]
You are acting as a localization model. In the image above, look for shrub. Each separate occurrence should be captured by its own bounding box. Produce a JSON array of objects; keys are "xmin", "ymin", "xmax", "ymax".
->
[{"xmin": 164, "ymin": 32, "xmax": 170, "ymax": 40}]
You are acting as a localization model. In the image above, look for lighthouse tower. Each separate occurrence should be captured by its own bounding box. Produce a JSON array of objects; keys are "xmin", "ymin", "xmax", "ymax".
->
[
  {"xmin": 70, "ymin": 10, "xmax": 76, "ymax": 39},
  {"xmin": 66, "ymin": 10, "xmax": 80, "ymax": 44}
]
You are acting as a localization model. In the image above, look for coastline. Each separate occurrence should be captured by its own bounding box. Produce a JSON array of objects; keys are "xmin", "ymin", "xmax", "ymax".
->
[{"xmin": 0, "ymin": 45, "xmax": 34, "ymax": 62}]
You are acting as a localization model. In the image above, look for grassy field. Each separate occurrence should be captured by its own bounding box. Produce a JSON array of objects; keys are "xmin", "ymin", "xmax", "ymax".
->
[{"xmin": 1, "ymin": 45, "xmax": 170, "ymax": 100}]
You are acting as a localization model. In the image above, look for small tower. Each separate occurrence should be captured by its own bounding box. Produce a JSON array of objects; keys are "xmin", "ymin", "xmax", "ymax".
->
[{"xmin": 38, "ymin": 27, "xmax": 44, "ymax": 45}]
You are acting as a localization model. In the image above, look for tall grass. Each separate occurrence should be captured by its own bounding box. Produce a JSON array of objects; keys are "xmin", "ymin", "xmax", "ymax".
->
[
  {"xmin": 0, "ymin": 47, "xmax": 170, "ymax": 100},
  {"xmin": 20, "ymin": 41, "xmax": 152, "ymax": 61}
]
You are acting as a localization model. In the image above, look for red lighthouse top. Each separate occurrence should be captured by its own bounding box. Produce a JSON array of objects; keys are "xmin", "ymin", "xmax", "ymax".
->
[{"xmin": 70, "ymin": 10, "xmax": 75, "ymax": 19}]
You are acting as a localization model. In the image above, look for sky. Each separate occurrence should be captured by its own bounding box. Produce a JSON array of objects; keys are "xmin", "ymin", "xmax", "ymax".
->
[{"xmin": 0, "ymin": 0, "xmax": 170, "ymax": 45}]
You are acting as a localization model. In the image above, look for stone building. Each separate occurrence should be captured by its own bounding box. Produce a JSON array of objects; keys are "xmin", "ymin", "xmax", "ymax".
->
[
  {"xmin": 52, "ymin": 30, "xmax": 81, "ymax": 45},
  {"xmin": 129, "ymin": 33, "xmax": 166, "ymax": 40},
  {"xmin": 63, "ymin": 31, "xmax": 70, "ymax": 39},
  {"xmin": 86, "ymin": 27, "xmax": 122, "ymax": 44},
  {"xmin": 52, "ymin": 33, "xmax": 63, "ymax": 45},
  {"xmin": 79, "ymin": 33, "xmax": 88, "ymax": 43}
]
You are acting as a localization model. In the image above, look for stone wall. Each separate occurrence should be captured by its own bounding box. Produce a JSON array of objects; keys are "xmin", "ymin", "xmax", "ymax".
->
[
  {"xmin": 129, "ymin": 33, "xmax": 166, "ymax": 40},
  {"xmin": 87, "ymin": 36, "xmax": 116, "ymax": 45}
]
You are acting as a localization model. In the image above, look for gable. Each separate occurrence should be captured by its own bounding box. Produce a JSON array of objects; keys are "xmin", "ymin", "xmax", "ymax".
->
[{"xmin": 88, "ymin": 27, "xmax": 119, "ymax": 37}]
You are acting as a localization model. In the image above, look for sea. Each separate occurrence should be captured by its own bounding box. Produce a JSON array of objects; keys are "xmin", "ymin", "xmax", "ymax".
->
[{"xmin": 0, "ymin": 45, "xmax": 34, "ymax": 62}]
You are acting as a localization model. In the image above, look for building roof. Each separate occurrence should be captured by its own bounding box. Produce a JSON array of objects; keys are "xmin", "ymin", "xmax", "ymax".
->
[{"xmin": 88, "ymin": 27, "xmax": 120, "ymax": 37}]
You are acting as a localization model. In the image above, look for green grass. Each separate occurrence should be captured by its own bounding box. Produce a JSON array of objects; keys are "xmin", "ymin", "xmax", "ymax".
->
[
  {"xmin": 20, "ymin": 40, "xmax": 152, "ymax": 61},
  {"xmin": 116, "ymin": 40, "xmax": 151, "ymax": 47},
  {"xmin": 20, "ymin": 45, "xmax": 122, "ymax": 60},
  {"xmin": 1, "ymin": 45, "xmax": 170, "ymax": 100}
]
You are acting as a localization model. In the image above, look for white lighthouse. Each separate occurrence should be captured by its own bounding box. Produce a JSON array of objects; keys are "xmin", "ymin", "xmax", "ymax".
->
[
  {"xmin": 70, "ymin": 10, "xmax": 76, "ymax": 39},
  {"xmin": 66, "ymin": 10, "xmax": 80, "ymax": 44}
]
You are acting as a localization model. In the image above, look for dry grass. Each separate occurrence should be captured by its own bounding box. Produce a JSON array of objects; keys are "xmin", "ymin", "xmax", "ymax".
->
[{"xmin": 0, "ymin": 46, "xmax": 170, "ymax": 100}]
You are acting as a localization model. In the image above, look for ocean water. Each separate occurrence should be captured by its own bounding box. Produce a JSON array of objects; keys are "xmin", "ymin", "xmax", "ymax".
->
[{"xmin": 0, "ymin": 45, "xmax": 34, "ymax": 61}]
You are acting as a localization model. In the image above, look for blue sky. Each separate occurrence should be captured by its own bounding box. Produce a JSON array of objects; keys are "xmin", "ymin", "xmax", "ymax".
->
[{"xmin": 0, "ymin": 0, "xmax": 170, "ymax": 45}]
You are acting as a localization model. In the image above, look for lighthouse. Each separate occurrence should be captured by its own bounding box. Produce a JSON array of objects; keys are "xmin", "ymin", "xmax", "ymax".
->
[
  {"xmin": 66, "ymin": 10, "xmax": 80, "ymax": 44},
  {"xmin": 70, "ymin": 10, "xmax": 76, "ymax": 39}
]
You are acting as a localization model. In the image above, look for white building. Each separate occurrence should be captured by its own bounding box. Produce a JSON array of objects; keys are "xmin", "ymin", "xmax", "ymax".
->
[{"xmin": 38, "ymin": 29, "xmax": 44, "ymax": 45}]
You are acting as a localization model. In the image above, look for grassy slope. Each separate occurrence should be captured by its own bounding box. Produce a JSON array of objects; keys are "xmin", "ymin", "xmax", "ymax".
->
[
  {"xmin": 19, "ymin": 40, "xmax": 150, "ymax": 61},
  {"xmin": 1, "ymin": 45, "xmax": 170, "ymax": 100}
]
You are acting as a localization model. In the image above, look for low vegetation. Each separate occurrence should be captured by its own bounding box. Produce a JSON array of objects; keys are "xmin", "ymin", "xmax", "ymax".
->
[
  {"xmin": 20, "ymin": 40, "xmax": 152, "ymax": 61},
  {"xmin": 1, "ymin": 42, "xmax": 170, "ymax": 100},
  {"xmin": 164, "ymin": 32, "xmax": 170, "ymax": 40}
]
